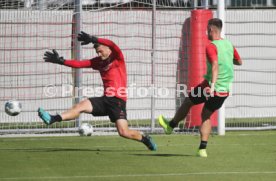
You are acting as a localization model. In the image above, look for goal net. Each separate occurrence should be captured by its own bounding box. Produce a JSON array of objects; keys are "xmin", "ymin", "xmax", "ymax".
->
[
  {"xmin": 222, "ymin": 9, "xmax": 276, "ymax": 131},
  {"xmin": 0, "ymin": 1, "xmax": 193, "ymax": 135}
]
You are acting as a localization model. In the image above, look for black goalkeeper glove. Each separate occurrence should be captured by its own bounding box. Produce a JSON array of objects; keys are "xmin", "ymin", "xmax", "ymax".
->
[
  {"xmin": 77, "ymin": 31, "xmax": 98, "ymax": 45},
  {"xmin": 44, "ymin": 49, "xmax": 64, "ymax": 65}
]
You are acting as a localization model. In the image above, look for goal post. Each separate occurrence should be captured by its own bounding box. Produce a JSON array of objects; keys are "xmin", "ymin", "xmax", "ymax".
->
[
  {"xmin": 72, "ymin": 0, "xmax": 83, "ymax": 128},
  {"xmin": 217, "ymin": 0, "xmax": 226, "ymax": 136}
]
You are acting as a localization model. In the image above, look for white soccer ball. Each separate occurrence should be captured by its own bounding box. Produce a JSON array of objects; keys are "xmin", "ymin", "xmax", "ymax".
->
[
  {"xmin": 5, "ymin": 100, "xmax": 22, "ymax": 116},
  {"xmin": 79, "ymin": 123, "xmax": 93, "ymax": 136}
]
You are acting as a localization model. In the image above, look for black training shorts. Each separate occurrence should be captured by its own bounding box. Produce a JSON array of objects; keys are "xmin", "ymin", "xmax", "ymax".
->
[
  {"xmin": 188, "ymin": 81, "xmax": 228, "ymax": 112},
  {"xmin": 89, "ymin": 96, "xmax": 127, "ymax": 122}
]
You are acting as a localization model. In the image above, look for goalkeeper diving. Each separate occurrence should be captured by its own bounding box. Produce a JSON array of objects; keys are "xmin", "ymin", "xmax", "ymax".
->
[{"xmin": 38, "ymin": 32, "xmax": 157, "ymax": 151}]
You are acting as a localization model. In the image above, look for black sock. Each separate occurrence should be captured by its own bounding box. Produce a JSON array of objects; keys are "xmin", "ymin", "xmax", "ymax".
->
[
  {"xmin": 169, "ymin": 119, "xmax": 178, "ymax": 128},
  {"xmin": 141, "ymin": 135, "xmax": 148, "ymax": 144},
  {"xmin": 141, "ymin": 135, "xmax": 151, "ymax": 146},
  {"xmin": 199, "ymin": 141, "xmax": 208, "ymax": 150},
  {"xmin": 50, "ymin": 114, "xmax": 62, "ymax": 124},
  {"xmin": 141, "ymin": 135, "xmax": 155, "ymax": 150}
]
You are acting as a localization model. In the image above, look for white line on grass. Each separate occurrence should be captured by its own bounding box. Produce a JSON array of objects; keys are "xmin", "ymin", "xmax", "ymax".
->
[{"xmin": 1, "ymin": 171, "xmax": 276, "ymax": 180}]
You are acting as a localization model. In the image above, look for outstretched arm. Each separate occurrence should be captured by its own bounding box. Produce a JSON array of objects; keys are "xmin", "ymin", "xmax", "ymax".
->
[
  {"xmin": 63, "ymin": 59, "xmax": 93, "ymax": 68},
  {"xmin": 77, "ymin": 31, "xmax": 98, "ymax": 46},
  {"xmin": 44, "ymin": 49, "xmax": 94, "ymax": 68},
  {"xmin": 77, "ymin": 31, "xmax": 123, "ymax": 60},
  {"xmin": 44, "ymin": 49, "xmax": 65, "ymax": 65}
]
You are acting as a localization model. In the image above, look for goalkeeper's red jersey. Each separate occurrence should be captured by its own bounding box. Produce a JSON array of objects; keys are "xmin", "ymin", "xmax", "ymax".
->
[{"xmin": 64, "ymin": 38, "xmax": 127, "ymax": 101}]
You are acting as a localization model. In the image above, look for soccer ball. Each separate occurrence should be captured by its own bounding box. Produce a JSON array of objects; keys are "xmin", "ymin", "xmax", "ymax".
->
[
  {"xmin": 79, "ymin": 123, "xmax": 93, "ymax": 136},
  {"xmin": 5, "ymin": 100, "xmax": 22, "ymax": 116}
]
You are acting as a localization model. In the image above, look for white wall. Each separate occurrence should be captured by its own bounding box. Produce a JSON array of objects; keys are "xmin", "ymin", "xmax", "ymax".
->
[{"xmin": 0, "ymin": 9, "xmax": 276, "ymax": 123}]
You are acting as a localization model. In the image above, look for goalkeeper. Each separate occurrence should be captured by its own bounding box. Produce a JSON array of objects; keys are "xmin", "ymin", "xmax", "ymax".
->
[
  {"xmin": 159, "ymin": 18, "xmax": 242, "ymax": 157},
  {"xmin": 38, "ymin": 32, "xmax": 157, "ymax": 151}
]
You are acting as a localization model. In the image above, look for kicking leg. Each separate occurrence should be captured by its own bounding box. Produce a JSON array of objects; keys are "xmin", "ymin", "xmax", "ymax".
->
[
  {"xmin": 158, "ymin": 97, "xmax": 194, "ymax": 134},
  {"xmin": 173, "ymin": 97, "xmax": 194, "ymax": 124}
]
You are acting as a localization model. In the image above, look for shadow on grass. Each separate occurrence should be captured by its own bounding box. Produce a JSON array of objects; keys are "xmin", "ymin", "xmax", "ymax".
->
[
  {"xmin": 130, "ymin": 153, "xmax": 194, "ymax": 157},
  {"xmin": 0, "ymin": 148, "xmax": 194, "ymax": 157},
  {"xmin": 0, "ymin": 148, "xmax": 145, "ymax": 152}
]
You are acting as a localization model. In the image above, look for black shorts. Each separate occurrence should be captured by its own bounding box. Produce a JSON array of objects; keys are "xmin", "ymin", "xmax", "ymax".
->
[
  {"xmin": 89, "ymin": 96, "xmax": 127, "ymax": 123},
  {"xmin": 188, "ymin": 81, "xmax": 228, "ymax": 112}
]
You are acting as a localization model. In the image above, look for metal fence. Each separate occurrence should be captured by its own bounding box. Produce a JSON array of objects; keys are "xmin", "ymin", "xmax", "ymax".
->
[{"xmin": 1, "ymin": 0, "xmax": 276, "ymax": 10}]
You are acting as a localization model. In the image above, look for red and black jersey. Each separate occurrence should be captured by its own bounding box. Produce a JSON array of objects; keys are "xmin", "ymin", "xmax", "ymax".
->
[{"xmin": 63, "ymin": 38, "xmax": 127, "ymax": 101}]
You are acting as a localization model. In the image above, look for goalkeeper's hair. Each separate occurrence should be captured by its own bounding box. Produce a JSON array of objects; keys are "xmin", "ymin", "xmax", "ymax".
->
[
  {"xmin": 208, "ymin": 18, "xmax": 222, "ymax": 30},
  {"xmin": 93, "ymin": 43, "xmax": 100, "ymax": 49}
]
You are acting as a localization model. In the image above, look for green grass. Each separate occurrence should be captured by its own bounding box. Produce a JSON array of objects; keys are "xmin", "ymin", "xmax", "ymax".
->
[
  {"xmin": 0, "ymin": 131, "xmax": 276, "ymax": 181},
  {"xmin": 2, "ymin": 117, "xmax": 276, "ymax": 130}
]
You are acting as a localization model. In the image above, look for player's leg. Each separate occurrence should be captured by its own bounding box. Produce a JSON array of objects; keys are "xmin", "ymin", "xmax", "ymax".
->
[
  {"xmin": 38, "ymin": 99, "xmax": 93, "ymax": 125},
  {"xmin": 158, "ymin": 97, "xmax": 194, "ymax": 134},
  {"xmin": 106, "ymin": 96, "xmax": 157, "ymax": 151},
  {"xmin": 200, "ymin": 107, "xmax": 213, "ymax": 141},
  {"xmin": 172, "ymin": 97, "xmax": 194, "ymax": 126},
  {"xmin": 60, "ymin": 99, "xmax": 93, "ymax": 120},
  {"xmin": 115, "ymin": 119, "xmax": 142, "ymax": 140},
  {"xmin": 115, "ymin": 119, "xmax": 157, "ymax": 151},
  {"xmin": 197, "ymin": 96, "xmax": 228, "ymax": 157},
  {"xmin": 197, "ymin": 107, "xmax": 213, "ymax": 157},
  {"xmin": 159, "ymin": 81, "xmax": 207, "ymax": 134}
]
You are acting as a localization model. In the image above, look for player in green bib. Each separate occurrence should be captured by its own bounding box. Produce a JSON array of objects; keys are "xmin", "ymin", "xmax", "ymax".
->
[
  {"xmin": 158, "ymin": 18, "xmax": 242, "ymax": 157},
  {"xmin": 204, "ymin": 39, "xmax": 234, "ymax": 93}
]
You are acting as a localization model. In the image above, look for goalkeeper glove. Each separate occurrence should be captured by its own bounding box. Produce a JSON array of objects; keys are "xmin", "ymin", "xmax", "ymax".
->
[
  {"xmin": 44, "ymin": 49, "xmax": 64, "ymax": 65},
  {"xmin": 77, "ymin": 31, "xmax": 98, "ymax": 45}
]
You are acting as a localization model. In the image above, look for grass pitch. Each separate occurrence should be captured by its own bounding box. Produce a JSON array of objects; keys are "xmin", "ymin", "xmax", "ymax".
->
[{"xmin": 0, "ymin": 131, "xmax": 275, "ymax": 181}]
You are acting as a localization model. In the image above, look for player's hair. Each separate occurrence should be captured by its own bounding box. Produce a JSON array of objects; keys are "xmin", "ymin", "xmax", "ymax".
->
[
  {"xmin": 208, "ymin": 18, "xmax": 223, "ymax": 30},
  {"xmin": 93, "ymin": 43, "xmax": 101, "ymax": 49}
]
